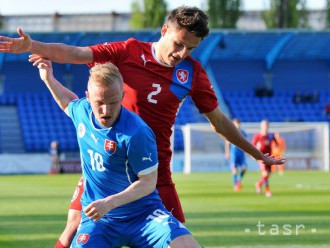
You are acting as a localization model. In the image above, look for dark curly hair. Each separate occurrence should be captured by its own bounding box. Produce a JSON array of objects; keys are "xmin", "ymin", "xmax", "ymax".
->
[{"xmin": 166, "ymin": 6, "xmax": 209, "ymax": 39}]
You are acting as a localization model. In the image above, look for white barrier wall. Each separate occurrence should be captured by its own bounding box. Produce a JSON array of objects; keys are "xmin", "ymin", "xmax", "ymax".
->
[
  {"xmin": 0, "ymin": 154, "xmax": 50, "ymax": 174},
  {"xmin": 180, "ymin": 122, "xmax": 330, "ymax": 174}
]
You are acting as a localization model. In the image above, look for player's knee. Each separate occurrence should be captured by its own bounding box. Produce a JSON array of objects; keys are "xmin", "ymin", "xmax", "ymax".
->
[{"xmin": 168, "ymin": 234, "xmax": 200, "ymax": 248}]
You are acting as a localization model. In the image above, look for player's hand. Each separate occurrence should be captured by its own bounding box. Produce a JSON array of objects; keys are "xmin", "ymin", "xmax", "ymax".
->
[
  {"xmin": 33, "ymin": 56, "xmax": 54, "ymax": 83},
  {"xmin": 84, "ymin": 199, "xmax": 111, "ymax": 222},
  {"xmin": 258, "ymin": 153, "xmax": 285, "ymax": 166},
  {"xmin": 29, "ymin": 54, "xmax": 48, "ymax": 66},
  {"xmin": 30, "ymin": 54, "xmax": 50, "ymax": 68},
  {"xmin": 0, "ymin": 27, "xmax": 32, "ymax": 54}
]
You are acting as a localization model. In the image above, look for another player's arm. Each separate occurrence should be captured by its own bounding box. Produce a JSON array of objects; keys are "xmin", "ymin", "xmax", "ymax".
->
[
  {"xmin": 84, "ymin": 170, "xmax": 157, "ymax": 221},
  {"xmin": 204, "ymin": 108, "xmax": 284, "ymax": 165},
  {"xmin": 36, "ymin": 57, "xmax": 78, "ymax": 116},
  {"xmin": 29, "ymin": 42, "xmax": 92, "ymax": 64},
  {"xmin": 0, "ymin": 27, "xmax": 93, "ymax": 64}
]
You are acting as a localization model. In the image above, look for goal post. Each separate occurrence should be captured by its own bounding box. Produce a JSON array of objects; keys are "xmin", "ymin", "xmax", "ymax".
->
[{"xmin": 180, "ymin": 122, "xmax": 329, "ymax": 173}]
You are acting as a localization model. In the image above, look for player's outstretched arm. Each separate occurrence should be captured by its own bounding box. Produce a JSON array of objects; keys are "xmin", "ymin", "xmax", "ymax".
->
[
  {"xmin": 0, "ymin": 27, "xmax": 93, "ymax": 64},
  {"xmin": 204, "ymin": 108, "xmax": 285, "ymax": 166},
  {"xmin": 35, "ymin": 56, "xmax": 78, "ymax": 116},
  {"xmin": 257, "ymin": 153, "xmax": 285, "ymax": 166}
]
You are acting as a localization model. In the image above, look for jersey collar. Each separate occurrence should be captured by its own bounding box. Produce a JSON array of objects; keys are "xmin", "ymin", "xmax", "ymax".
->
[
  {"xmin": 151, "ymin": 43, "xmax": 173, "ymax": 68},
  {"xmin": 89, "ymin": 107, "xmax": 123, "ymax": 131}
]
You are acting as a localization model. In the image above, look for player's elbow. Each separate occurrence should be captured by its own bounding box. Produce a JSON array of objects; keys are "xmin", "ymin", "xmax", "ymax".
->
[{"xmin": 58, "ymin": 95, "xmax": 78, "ymax": 112}]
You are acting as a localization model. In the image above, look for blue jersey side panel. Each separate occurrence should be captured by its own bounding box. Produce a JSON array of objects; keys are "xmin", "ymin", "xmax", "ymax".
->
[{"xmin": 170, "ymin": 60, "xmax": 194, "ymax": 101}]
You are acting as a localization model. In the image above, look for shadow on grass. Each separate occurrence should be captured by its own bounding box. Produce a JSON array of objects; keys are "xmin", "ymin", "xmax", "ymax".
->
[
  {"xmin": 0, "ymin": 214, "xmax": 66, "ymax": 235},
  {"xmin": 185, "ymin": 210, "xmax": 330, "ymax": 219},
  {"xmin": 0, "ymin": 239, "xmax": 58, "ymax": 248},
  {"xmin": 1, "ymin": 212, "xmax": 329, "ymax": 247},
  {"xmin": 183, "ymin": 211, "xmax": 330, "ymax": 247}
]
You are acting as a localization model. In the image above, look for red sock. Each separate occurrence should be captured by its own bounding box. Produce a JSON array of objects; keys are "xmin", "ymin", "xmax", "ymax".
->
[
  {"xmin": 55, "ymin": 240, "xmax": 66, "ymax": 248},
  {"xmin": 262, "ymin": 176, "xmax": 269, "ymax": 187}
]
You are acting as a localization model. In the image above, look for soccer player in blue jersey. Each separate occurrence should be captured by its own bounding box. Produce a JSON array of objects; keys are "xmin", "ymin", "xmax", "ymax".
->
[
  {"xmin": 225, "ymin": 119, "xmax": 247, "ymax": 191},
  {"xmin": 35, "ymin": 58, "xmax": 201, "ymax": 247}
]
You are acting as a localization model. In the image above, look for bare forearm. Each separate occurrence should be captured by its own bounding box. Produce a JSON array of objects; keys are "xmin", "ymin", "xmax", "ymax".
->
[
  {"xmin": 104, "ymin": 176, "xmax": 156, "ymax": 210},
  {"xmin": 83, "ymin": 172, "xmax": 157, "ymax": 221},
  {"xmin": 206, "ymin": 109, "xmax": 264, "ymax": 161},
  {"xmin": 30, "ymin": 41, "xmax": 92, "ymax": 64},
  {"xmin": 44, "ymin": 76, "xmax": 78, "ymax": 112},
  {"xmin": 225, "ymin": 129, "xmax": 263, "ymax": 160},
  {"xmin": 218, "ymin": 116, "xmax": 264, "ymax": 160}
]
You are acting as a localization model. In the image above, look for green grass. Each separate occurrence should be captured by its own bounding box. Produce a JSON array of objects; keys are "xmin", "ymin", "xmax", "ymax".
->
[{"xmin": 0, "ymin": 171, "xmax": 329, "ymax": 247}]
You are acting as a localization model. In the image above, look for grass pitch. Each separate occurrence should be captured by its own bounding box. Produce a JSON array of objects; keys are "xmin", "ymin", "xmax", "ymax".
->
[{"xmin": 0, "ymin": 171, "xmax": 329, "ymax": 248}]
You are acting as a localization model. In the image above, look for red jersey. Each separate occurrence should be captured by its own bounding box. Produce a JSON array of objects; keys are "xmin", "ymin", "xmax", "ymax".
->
[
  {"xmin": 89, "ymin": 38, "xmax": 218, "ymax": 184},
  {"xmin": 252, "ymin": 132, "xmax": 276, "ymax": 155}
]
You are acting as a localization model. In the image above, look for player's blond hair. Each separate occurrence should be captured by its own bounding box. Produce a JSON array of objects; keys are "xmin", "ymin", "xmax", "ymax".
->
[{"xmin": 89, "ymin": 63, "xmax": 123, "ymax": 91}]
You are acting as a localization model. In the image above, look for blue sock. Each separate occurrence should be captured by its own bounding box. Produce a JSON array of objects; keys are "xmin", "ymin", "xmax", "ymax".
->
[
  {"xmin": 232, "ymin": 174, "xmax": 238, "ymax": 186},
  {"xmin": 240, "ymin": 169, "xmax": 246, "ymax": 180}
]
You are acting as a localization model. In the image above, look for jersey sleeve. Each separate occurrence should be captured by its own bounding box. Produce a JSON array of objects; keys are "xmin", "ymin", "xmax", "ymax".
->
[
  {"xmin": 190, "ymin": 63, "xmax": 219, "ymax": 114},
  {"xmin": 88, "ymin": 39, "xmax": 132, "ymax": 67},
  {"xmin": 68, "ymin": 99, "xmax": 82, "ymax": 121},
  {"xmin": 68, "ymin": 98, "xmax": 89, "ymax": 124},
  {"xmin": 127, "ymin": 126, "xmax": 158, "ymax": 176}
]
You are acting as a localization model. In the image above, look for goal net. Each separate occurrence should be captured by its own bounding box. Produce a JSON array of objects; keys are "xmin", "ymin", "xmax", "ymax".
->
[{"xmin": 179, "ymin": 122, "xmax": 329, "ymax": 173}]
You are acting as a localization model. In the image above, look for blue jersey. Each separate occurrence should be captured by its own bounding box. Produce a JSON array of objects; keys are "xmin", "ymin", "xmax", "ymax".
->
[
  {"xmin": 230, "ymin": 129, "xmax": 247, "ymax": 165},
  {"xmin": 68, "ymin": 98, "xmax": 161, "ymax": 220}
]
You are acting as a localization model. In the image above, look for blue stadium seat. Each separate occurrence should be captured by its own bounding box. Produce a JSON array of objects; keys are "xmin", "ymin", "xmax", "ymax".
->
[{"xmin": 0, "ymin": 31, "xmax": 329, "ymax": 153}]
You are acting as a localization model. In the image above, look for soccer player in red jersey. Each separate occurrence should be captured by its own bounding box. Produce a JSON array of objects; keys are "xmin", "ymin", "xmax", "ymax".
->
[
  {"xmin": 252, "ymin": 119, "xmax": 279, "ymax": 197},
  {"xmin": 0, "ymin": 6, "xmax": 285, "ymax": 247}
]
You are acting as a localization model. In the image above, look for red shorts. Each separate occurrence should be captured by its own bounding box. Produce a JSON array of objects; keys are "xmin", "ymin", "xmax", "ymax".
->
[
  {"xmin": 156, "ymin": 183, "xmax": 185, "ymax": 223},
  {"xmin": 68, "ymin": 177, "xmax": 185, "ymax": 223},
  {"xmin": 68, "ymin": 177, "xmax": 84, "ymax": 211}
]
